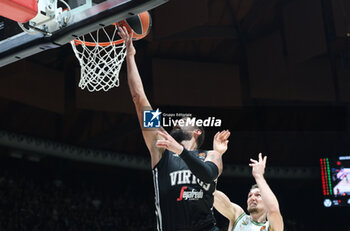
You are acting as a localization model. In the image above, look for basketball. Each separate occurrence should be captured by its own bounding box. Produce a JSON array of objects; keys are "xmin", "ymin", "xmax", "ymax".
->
[{"xmin": 117, "ymin": 11, "xmax": 152, "ymax": 41}]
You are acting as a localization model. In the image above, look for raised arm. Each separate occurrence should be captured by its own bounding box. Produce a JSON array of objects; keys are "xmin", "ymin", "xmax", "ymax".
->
[
  {"xmin": 155, "ymin": 130, "xmax": 230, "ymax": 183},
  {"xmin": 250, "ymin": 153, "xmax": 284, "ymax": 231},
  {"xmin": 214, "ymin": 190, "xmax": 244, "ymax": 229},
  {"xmin": 118, "ymin": 26, "xmax": 163, "ymax": 168},
  {"xmin": 205, "ymin": 130, "xmax": 231, "ymax": 176}
]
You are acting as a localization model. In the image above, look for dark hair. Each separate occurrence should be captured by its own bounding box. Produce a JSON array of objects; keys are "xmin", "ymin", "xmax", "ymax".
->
[
  {"xmin": 250, "ymin": 184, "xmax": 259, "ymax": 191},
  {"xmin": 180, "ymin": 116, "xmax": 205, "ymax": 149},
  {"xmin": 195, "ymin": 125, "xmax": 205, "ymax": 149}
]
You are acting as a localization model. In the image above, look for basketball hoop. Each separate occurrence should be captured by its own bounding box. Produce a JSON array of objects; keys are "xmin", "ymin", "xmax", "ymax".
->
[
  {"xmin": 70, "ymin": 23, "xmax": 126, "ymax": 92},
  {"xmin": 71, "ymin": 11, "xmax": 151, "ymax": 92}
]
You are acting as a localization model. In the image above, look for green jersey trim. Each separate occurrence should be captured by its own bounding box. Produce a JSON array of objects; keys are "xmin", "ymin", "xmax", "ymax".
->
[
  {"xmin": 232, "ymin": 212, "xmax": 246, "ymax": 231},
  {"xmin": 251, "ymin": 218, "xmax": 267, "ymax": 226}
]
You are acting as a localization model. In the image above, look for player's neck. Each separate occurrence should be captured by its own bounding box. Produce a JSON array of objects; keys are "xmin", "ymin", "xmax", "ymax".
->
[
  {"xmin": 250, "ymin": 212, "xmax": 267, "ymax": 224},
  {"xmin": 181, "ymin": 140, "xmax": 197, "ymax": 151}
]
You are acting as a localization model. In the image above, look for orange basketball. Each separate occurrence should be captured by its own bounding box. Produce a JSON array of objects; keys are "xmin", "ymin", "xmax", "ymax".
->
[{"xmin": 117, "ymin": 11, "xmax": 152, "ymax": 40}]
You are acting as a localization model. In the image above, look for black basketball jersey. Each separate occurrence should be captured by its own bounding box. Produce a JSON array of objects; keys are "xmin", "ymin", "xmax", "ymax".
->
[{"xmin": 152, "ymin": 149, "xmax": 217, "ymax": 231}]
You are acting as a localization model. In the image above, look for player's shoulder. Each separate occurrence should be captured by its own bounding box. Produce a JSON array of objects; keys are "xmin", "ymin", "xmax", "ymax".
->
[
  {"xmin": 230, "ymin": 212, "xmax": 247, "ymax": 230},
  {"xmin": 197, "ymin": 149, "xmax": 208, "ymax": 160}
]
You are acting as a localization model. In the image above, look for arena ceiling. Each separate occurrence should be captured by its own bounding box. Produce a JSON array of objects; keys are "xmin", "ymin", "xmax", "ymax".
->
[{"xmin": 0, "ymin": 0, "xmax": 350, "ymax": 167}]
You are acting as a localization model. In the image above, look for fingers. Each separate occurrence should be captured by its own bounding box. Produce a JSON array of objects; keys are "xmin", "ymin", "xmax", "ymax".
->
[
  {"xmin": 214, "ymin": 131, "xmax": 219, "ymax": 140},
  {"xmin": 217, "ymin": 130, "xmax": 225, "ymax": 140},
  {"xmin": 156, "ymin": 131, "xmax": 166, "ymax": 139},
  {"xmin": 157, "ymin": 130, "xmax": 169, "ymax": 140},
  {"xmin": 117, "ymin": 26, "xmax": 125, "ymax": 36},
  {"xmin": 223, "ymin": 130, "xmax": 230, "ymax": 140},
  {"xmin": 128, "ymin": 28, "xmax": 134, "ymax": 38},
  {"xmin": 117, "ymin": 26, "xmax": 132, "ymax": 41},
  {"xmin": 121, "ymin": 26, "xmax": 128, "ymax": 36},
  {"xmin": 158, "ymin": 129, "xmax": 168, "ymax": 135},
  {"xmin": 217, "ymin": 130, "xmax": 230, "ymax": 141},
  {"xmin": 250, "ymin": 158, "xmax": 258, "ymax": 164},
  {"xmin": 156, "ymin": 140, "xmax": 168, "ymax": 148},
  {"xmin": 257, "ymin": 153, "xmax": 267, "ymax": 164}
]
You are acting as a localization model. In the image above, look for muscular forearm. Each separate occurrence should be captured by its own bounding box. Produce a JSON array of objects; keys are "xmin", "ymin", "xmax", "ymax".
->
[
  {"xmin": 180, "ymin": 148, "xmax": 218, "ymax": 183},
  {"xmin": 214, "ymin": 190, "xmax": 234, "ymax": 220},
  {"xmin": 126, "ymin": 55, "xmax": 147, "ymax": 101},
  {"xmin": 254, "ymin": 175, "xmax": 280, "ymax": 213},
  {"xmin": 214, "ymin": 190, "xmax": 244, "ymax": 222}
]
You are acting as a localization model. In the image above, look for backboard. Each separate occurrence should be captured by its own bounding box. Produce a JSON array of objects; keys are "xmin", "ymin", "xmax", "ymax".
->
[{"xmin": 0, "ymin": 0, "xmax": 168, "ymax": 67}]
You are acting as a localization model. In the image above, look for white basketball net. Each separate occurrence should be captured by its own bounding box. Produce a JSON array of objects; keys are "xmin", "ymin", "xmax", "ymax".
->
[{"xmin": 70, "ymin": 26, "xmax": 126, "ymax": 92}]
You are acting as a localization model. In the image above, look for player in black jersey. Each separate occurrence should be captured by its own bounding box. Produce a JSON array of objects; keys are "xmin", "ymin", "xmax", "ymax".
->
[{"xmin": 118, "ymin": 27, "xmax": 230, "ymax": 231}]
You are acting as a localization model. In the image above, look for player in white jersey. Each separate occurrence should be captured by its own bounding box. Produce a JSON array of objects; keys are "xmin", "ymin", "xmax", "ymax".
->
[{"xmin": 214, "ymin": 153, "xmax": 283, "ymax": 231}]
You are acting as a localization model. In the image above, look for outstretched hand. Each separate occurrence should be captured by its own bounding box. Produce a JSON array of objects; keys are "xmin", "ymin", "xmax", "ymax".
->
[
  {"xmin": 117, "ymin": 26, "xmax": 136, "ymax": 56},
  {"xmin": 156, "ymin": 129, "xmax": 184, "ymax": 154},
  {"xmin": 213, "ymin": 130, "xmax": 230, "ymax": 155},
  {"xmin": 249, "ymin": 153, "xmax": 267, "ymax": 178}
]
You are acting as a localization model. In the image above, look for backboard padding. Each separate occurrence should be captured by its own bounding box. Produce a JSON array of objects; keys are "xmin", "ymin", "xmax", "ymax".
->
[{"xmin": 0, "ymin": 0, "xmax": 168, "ymax": 67}]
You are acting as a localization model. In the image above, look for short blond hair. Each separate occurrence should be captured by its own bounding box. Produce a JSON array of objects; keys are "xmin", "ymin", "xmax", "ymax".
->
[{"xmin": 250, "ymin": 184, "xmax": 259, "ymax": 191}]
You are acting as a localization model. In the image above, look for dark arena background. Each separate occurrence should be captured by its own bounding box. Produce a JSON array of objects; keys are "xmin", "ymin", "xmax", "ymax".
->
[{"xmin": 1, "ymin": 0, "xmax": 350, "ymax": 230}]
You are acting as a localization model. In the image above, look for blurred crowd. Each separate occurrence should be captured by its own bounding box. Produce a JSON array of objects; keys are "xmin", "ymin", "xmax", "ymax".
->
[
  {"xmin": 0, "ymin": 155, "xmax": 349, "ymax": 231},
  {"xmin": 0, "ymin": 158, "xmax": 155, "ymax": 231}
]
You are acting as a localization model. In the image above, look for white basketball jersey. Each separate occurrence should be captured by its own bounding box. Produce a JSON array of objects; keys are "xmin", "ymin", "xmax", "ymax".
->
[{"xmin": 232, "ymin": 213, "xmax": 270, "ymax": 231}]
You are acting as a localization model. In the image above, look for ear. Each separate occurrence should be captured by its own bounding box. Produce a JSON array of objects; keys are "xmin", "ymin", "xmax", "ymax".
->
[{"xmin": 193, "ymin": 129, "xmax": 202, "ymax": 138}]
